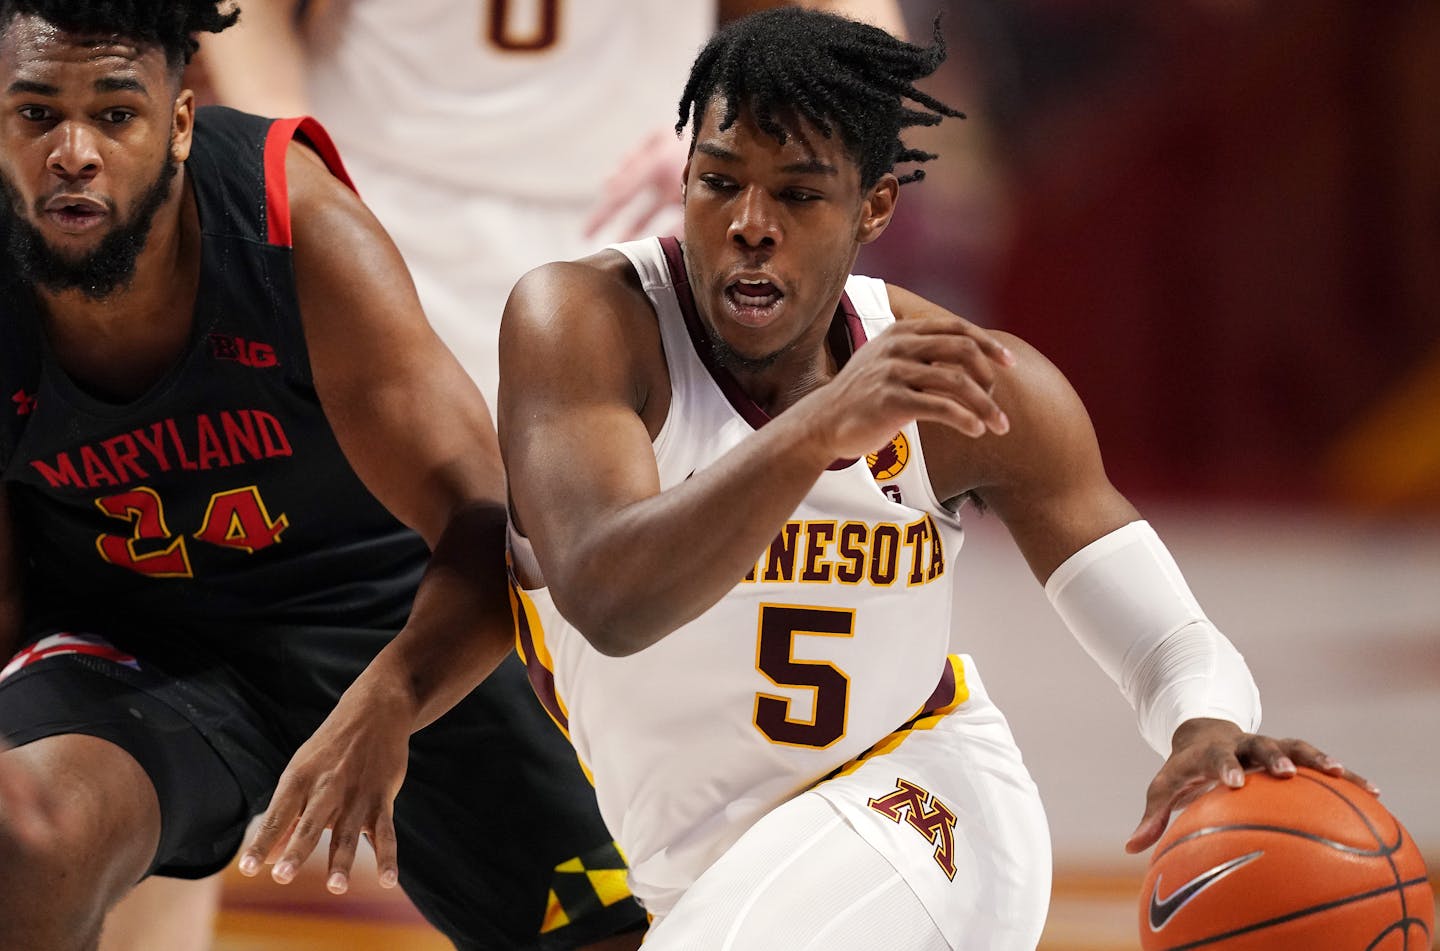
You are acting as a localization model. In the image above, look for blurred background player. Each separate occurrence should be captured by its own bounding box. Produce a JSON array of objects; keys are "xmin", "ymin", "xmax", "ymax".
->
[{"xmin": 197, "ymin": 0, "xmax": 907, "ymax": 409}]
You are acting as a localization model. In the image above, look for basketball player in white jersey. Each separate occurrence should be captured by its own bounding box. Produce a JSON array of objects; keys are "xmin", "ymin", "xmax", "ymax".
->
[
  {"xmin": 199, "ymin": 0, "xmax": 906, "ymax": 410},
  {"xmin": 497, "ymin": 9, "xmax": 1376, "ymax": 948}
]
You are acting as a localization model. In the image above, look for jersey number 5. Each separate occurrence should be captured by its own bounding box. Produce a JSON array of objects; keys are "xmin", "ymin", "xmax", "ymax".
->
[
  {"xmin": 486, "ymin": 0, "xmax": 561, "ymax": 51},
  {"xmin": 753, "ymin": 604, "xmax": 854, "ymax": 750}
]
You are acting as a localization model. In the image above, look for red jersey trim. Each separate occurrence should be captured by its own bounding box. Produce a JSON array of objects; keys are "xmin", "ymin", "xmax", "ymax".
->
[
  {"xmin": 263, "ymin": 116, "xmax": 358, "ymax": 248},
  {"xmin": 656, "ymin": 236, "xmax": 867, "ymax": 472}
]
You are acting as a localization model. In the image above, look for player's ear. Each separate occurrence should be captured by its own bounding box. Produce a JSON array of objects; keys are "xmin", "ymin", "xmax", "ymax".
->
[
  {"xmin": 856, "ymin": 174, "xmax": 898, "ymax": 245},
  {"xmin": 169, "ymin": 87, "xmax": 195, "ymax": 164},
  {"xmin": 680, "ymin": 158, "xmax": 692, "ymax": 204}
]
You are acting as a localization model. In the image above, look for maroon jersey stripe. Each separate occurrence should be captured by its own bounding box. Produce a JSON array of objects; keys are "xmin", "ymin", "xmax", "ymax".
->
[
  {"xmin": 508, "ymin": 576, "xmax": 570, "ymax": 733},
  {"xmin": 919, "ymin": 655, "xmax": 959, "ymax": 715}
]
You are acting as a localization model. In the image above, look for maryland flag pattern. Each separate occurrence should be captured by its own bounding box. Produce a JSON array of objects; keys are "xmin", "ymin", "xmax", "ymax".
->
[{"xmin": 539, "ymin": 840, "xmax": 633, "ymax": 934}]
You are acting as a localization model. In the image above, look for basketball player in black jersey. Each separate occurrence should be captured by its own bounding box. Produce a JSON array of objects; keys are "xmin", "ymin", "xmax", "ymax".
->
[{"xmin": 0, "ymin": 3, "xmax": 644, "ymax": 949}]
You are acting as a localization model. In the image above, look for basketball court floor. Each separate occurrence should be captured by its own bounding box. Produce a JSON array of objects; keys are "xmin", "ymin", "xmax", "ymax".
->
[{"xmin": 210, "ymin": 505, "xmax": 1440, "ymax": 950}]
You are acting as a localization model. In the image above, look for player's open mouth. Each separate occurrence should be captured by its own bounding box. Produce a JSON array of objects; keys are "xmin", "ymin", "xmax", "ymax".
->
[
  {"xmin": 44, "ymin": 195, "xmax": 108, "ymax": 234},
  {"xmin": 724, "ymin": 277, "xmax": 785, "ymax": 326}
]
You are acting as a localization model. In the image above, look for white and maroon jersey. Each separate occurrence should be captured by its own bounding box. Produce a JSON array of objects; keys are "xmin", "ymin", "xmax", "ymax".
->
[
  {"xmin": 303, "ymin": 0, "xmax": 713, "ymax": 201},
  {"xmin": 508, "ymin": 236, "xmax": 970, "ymax": 917}
]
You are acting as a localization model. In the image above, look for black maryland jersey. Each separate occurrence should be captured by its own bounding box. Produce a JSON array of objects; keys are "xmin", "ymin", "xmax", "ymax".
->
[{"xmin": 0, "ymin": 107, "xmax": 428, "ymax": 643}]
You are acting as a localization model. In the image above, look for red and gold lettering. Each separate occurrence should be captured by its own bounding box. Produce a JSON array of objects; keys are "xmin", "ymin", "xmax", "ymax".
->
[
  {"xmin": 195, "ymin": 415, "xmax": 229, "ymax": 470},
  {"xmin": 94, "ymin": 487, "xmax": 193, "ymax": 578},
  {"xmin": 101, "ymin": 434, "xmax": 148, "ymax": 482},
  {"xmin": 221, "ymin": 410, "xmax": 261, "ymax": 461},
  {"xmin": 194, "ymin": 486, "xmax": 289, "ymax": 553},
  {"xmin": 30, "ymin": 453, "xmax": 83, "ymax": 489},
  {"xmin": 868, "ymin": 778, "xmax": 959, "ymax": 880},
  {"xmin": 79, "ymin": 445, "xmax": 118, "ymax": 488},
  {"xmin": 753, "ymin": 604, "xmax": 853, "ymax": 749}
]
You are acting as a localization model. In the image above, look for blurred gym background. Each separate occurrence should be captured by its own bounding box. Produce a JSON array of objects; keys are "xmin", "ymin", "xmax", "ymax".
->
[{"xmin": 211, "ymin": 1, "xmax": 1440, "ymax": 947}]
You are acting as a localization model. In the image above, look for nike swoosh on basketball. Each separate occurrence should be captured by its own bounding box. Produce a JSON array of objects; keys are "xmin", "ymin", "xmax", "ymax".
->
[{"xmin": 1148, "ymin": 850, "xmax": 1264, "ymax": 931}]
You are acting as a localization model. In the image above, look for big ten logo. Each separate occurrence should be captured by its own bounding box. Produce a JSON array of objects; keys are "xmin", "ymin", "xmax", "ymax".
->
[{"xmin": 209, "ymin": 334, "xmax": 279, "ymax": 369}]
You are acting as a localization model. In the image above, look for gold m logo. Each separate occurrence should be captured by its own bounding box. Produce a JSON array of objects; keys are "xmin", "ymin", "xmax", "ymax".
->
[{"xmin": 867, "ymin": 778, "xmax": 958, "ymax": 880}]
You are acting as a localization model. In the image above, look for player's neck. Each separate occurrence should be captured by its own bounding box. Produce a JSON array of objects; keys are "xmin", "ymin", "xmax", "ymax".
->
[{"xmin": 727, "ymin": 310, "xmax": 842, "ymax": 417}]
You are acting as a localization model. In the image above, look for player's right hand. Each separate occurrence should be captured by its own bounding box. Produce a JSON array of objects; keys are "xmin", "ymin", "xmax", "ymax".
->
[
  {"xmin": 237, "ymin": 684, "xmax": 411, "ymax": 894},
  {"xmin": 795, "ymin": 307, "xmax": 1016, "ymax": 461}
]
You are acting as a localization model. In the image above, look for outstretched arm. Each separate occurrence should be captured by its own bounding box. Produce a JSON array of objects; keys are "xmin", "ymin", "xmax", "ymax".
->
[
  {"xmin": 924, "ymin": 330, "xmax": 1375, "ymax": 853},
  {"xmin": 236, "ymin": 141, "xmax": 510, "ymax": 894}
]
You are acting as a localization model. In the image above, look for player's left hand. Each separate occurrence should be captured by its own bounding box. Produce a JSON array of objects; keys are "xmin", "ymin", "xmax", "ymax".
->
[
  {"xmin": 236, "ymin": 683, "xmax": 412, "ymax": 894},
  {"xmin": 1124, "ymin": 717, "xmax": 1379, "ymax": 853},
  {"xmin": 583, "ymin": 126, "xmax": 688, "ymax": 241}
]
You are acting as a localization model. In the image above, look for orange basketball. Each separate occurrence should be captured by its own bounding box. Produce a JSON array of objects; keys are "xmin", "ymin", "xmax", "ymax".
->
[{"xmin": 1139, "ymin": 767, "xmax": 1434, "ymax": 950}]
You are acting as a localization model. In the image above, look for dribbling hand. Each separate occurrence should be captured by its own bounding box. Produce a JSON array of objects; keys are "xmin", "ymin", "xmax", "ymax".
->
[{"xmin": 1126, "ymin": 717, "xmax": 1379, "ymax": 853}]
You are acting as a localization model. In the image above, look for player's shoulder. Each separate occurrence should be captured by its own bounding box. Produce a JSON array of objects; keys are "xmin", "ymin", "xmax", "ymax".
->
[
  {"xmin": 500, "ymin": 250, "xmax": 668, "ymax": 415},
  {"xmin": 504, "ymin": 249, "xmax": 654, "ymax": 339}
]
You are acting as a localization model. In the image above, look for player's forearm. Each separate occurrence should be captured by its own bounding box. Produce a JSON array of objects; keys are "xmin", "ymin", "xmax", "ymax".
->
[
  {"xmin": 347, "ymin": 500, "xmax": 513, "ymax": 733},
  {"xmin": 545, "ymin": 408, "xmax": 837, "ymax": 657}
]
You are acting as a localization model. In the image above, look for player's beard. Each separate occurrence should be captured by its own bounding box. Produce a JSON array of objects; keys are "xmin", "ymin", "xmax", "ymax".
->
[
  {"xmin": 701, "ymin": 321, "xmax": 791, "ymax": 374},
  {"xmin": 0, "ymin": 151, "xmax": 179, "ymax": 301}
]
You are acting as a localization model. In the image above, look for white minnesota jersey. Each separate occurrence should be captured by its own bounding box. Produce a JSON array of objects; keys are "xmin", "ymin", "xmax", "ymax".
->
[
  {"xmin": 509, "ymin": 237, "xmax": 975, "ymax": 918},
  {"xmin": 304, "ymin": 0, "xmax": 713, "ymax": 200}
]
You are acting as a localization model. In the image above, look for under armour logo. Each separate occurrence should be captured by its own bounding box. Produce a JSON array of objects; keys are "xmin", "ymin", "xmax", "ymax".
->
[{"xmin": 11, "ymin": 388, "xmax": 36, "ymax": 416}]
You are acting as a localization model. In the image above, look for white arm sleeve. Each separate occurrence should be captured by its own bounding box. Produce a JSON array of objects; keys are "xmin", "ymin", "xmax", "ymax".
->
[{"xmin": 1043, "ymin": 520, "xmax": 1262, "ymax": 757}]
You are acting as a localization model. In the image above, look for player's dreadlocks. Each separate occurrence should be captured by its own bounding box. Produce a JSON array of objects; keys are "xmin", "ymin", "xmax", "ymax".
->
[
  {"xmin": 676, "ymin": 8, "xmax": 965, "ymax": 188},
  {"xmin": 0, "ymin": 0, "xmax": 238, "ymax": 71}
]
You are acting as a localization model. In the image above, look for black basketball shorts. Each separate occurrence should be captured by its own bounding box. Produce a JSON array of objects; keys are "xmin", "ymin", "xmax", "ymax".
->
[{"xmin": 0, "ymin": 631, "xmax": 646, "ymax": 950}]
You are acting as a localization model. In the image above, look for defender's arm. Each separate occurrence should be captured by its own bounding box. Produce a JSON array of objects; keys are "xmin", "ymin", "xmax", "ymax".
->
[{"xmin": 238, "ymin": 141, "xmax": 510, "ymax": 893}]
